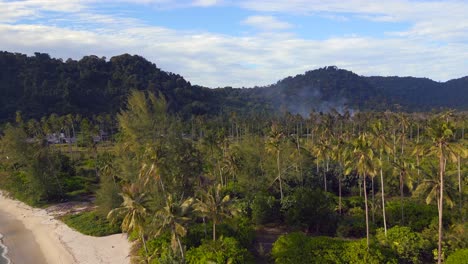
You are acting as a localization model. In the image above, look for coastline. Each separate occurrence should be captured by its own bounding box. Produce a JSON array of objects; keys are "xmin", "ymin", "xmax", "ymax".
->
[
  {"xmin": 0, "ymin": 212, "xmax": 47, "ymax": 264},
  {"xmin": 0, "ymin": 234, "xmax": 11, "ymax": 264},
  {"xmin": 0, "ymin": 192, "xmax": 130, "ymax": 264}
]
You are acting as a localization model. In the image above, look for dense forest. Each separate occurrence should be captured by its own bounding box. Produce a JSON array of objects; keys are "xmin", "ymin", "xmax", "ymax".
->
[
  {"xmin": 1, "ymin": 51, "xmax": 467, "ymax": 123},
  {"xmin": 0, "ymin": 89, "xmax": 466, "ymax": 263},
  {"xmin": 0, "ymin": 51, "xmax": 467, "ymax": 263}
]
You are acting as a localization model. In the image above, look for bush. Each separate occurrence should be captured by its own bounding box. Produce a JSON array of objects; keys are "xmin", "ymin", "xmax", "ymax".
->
[
  {"xmin": 271, "ymin": 232, "xmax": 315, "ymax": 264},
  {"xmin": 251, "ymin": 192, "xmax": 281, "ymax": 225},
  {"xmin": 385, "ymin": 199, "xmax": 437, "ymax": 231},
  {"xmin": 376, "ymin": 226, "xmax": 432, "ymax": 263},
  {"xmin": 336, "ymin": 207, "xmax": 372, "ymax": 238},
  {"xmin": 446, "ymin": 248, "xmax": 468, "ymax": 264},
  {"xmin": 344, "ymin": 239, "xmax": 397, "ymax": 264},
  {"xmin": 62, "ymin": 210, "xmax": 121, "ymax": 236},
  {"xmin": 272, "ymin": 232, "xmax": 397, "ymax": 264},
  {"xmin": 282, "ymin": 188, "xmax": 337, "ymax": 235},
  {"xmin": 186, "ymin": 237, "xmax": 254, "ymax": 264},
  {"xmin": 185, "ymin": 218, "xmax": 254, "ymax": 249}
]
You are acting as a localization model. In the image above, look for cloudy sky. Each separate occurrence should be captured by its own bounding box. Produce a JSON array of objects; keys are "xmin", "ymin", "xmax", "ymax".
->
[{"xmin": 1, "ymin": 0, "xmax": 467, "ymax": 87}]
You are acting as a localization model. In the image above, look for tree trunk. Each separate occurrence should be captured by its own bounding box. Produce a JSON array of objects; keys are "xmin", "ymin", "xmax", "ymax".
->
[
  {"xmin": 339, "ymin": 177, "xmax": 342, "ymax": 215},
  {"xmin": 363, "ymin": 174, "xmax": 370, "ymax": 248},
  {"xmin": 177, "ymin": 235, "xmax": 184, "ymax": 260},
  {"xmin": 438, "ymin": 143, "xmax": 444, "ymax": 264},
  {"xmin": 371, "ymin": 176, "xmax": 375, "ymax": 224},
  {"xmin": 400, "ymin": 171, "xmax": 404, "ymax": 225},
  {"xmin": 277, "ymin": 150, "xmax": 283, "ymax": 202},
  {"xmin": 458, "ymin": 155, "xmax": 463, "ymax": 222},
  {"xmin": 213, "ymin": 221, "xmax": 217, "ymax": 241},
  {"xmin": 380, "ymin": 155, "xmax": 388, "ymax": 237}
]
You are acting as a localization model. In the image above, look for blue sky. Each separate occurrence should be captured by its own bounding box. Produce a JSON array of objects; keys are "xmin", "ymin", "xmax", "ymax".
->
[{"xmin": 0, "ymin": 0, "xmax": 467, "ymax": 87}]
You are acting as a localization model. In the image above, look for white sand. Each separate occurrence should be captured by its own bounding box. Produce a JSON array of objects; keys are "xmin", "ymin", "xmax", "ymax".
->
[{"xmin": 0, "ymin": 193, "xmax": 130, "ymax": 264}]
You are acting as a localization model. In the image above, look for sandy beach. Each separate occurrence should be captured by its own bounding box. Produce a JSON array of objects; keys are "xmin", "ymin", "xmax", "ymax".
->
[{"xmin": 0, "ymin": 192, "xmax": 130, "ymax": 264}]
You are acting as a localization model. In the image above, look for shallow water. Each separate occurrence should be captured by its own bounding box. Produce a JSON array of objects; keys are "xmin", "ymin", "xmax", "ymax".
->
[{"xmin": 0, "ymin": 234, "xmax": 11, "ymax": 264}]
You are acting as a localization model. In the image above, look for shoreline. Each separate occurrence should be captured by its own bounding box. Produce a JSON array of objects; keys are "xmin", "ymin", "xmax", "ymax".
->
[
  {"xmin": 0, "ymin": 234, "xmax": 12, "ymax": 264},
  {"xmin": 0, "ymin": 192, "xmax": 130, "ymax": 264}
]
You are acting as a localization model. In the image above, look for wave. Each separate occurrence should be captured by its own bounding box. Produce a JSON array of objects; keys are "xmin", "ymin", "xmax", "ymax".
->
[{"xmin": 0, "ymin": 233, "xmax": 11, "ymax": 264}]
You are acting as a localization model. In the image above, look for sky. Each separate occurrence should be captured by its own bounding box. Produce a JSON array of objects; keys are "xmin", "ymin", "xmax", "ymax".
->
[{"xmin": 0, "ymin": 0, "xmax": 467, "ymax": 87}]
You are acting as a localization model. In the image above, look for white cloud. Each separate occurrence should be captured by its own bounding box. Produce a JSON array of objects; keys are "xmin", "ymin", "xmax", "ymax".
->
[
  {"xmin": 241, "ymin": 15, "xmax": 293, "ymax": 31},
  {"xmin": 0, "ymin": 0, "xmax": 466, "ymax": 87},
  {"xmin": 192, "ymin": 0, "xmax": 220, "ymax": 7}
]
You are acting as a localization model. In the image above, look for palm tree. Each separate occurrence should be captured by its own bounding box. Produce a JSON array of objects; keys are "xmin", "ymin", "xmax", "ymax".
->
[
  {"xmin": 370, "ymin": 121, "xmax": 392, "ymax": 236},
  {"xmin": 108, "ymin": 183, "xmax": 150, "ymax": 255},
  {"xmin": 194, "ymin": 184, "xmax": 239, "ymax": 241},
  {"xmin": 345, "ymin": 133, "xmax": 376, "ymax": 248},
  {"xmin": 391, "ymin": 156, "xmax": 414, "ymax": 225},
  {"xmin": 266, "ymin": 124, "xmax": 285, "ymax": 201},
  {"xmin": 423, "ymin": 114, "xmax": 466, "ymax": 264},
  {"xmin": 153, "ymin": 194, "xmax": 194, "ymax": 260}
]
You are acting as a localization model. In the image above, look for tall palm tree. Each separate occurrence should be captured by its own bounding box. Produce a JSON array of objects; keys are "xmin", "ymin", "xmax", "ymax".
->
[
  {"xmin": 194, "ymin": 184, "xmax": 239, "ymax": 241},
  {"xmin": 153, "ymin": 195, "xmax": 194, "ymax": 260},
  {"xmin": 423, "ymin": 114, "xmax": 466, "ymax": 264},
  {"xmin": 108, "ymin": 183, "xmax": 151, "ymax": 255},
  {"xmin": 370, "ymin": 121, "xmax": 392, "ymax": 237},
  {"xmin": 266, "ymin": 124, "xmax": 285, "ymax": 201},
  {"xmin": 345, "ymin": 133, "xmax": 376, "ymax": 248}
]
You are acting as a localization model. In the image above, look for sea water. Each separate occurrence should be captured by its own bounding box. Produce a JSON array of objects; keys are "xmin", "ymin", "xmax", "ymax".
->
[{"xmin": 0, "ymin": 234, "xmax": 11, "ymax": 264}]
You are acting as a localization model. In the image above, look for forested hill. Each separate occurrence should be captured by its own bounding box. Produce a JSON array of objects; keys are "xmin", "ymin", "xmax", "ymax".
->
[
  {"xmin": 0, "ymin": 51, "xmax": 467, "ymax": 121},
  {"xmin": 366, "ymin": 76, "xmax": 468, "ymax": 111}
]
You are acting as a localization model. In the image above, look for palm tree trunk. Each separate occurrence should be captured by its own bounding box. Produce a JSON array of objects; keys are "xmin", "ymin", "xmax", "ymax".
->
[
  {"xmin": 338, "ymin": 177, "xmax": 342, "ymax": 215},
  {"xmin": 213, "ymin": 220, "xmax": 216, "ymax": 241},
  {"xmin": 141, "ymin": 231, "xmax": 149, "ymax": 257},
  {"xmin": 438, "ymin": 143, "xmax": 444, "ymax": 264},
  {"xmin": 458, "ymin": 155, "xmax": 463, "ymax": 222},
  {"xmin": 177, "ymin": 235, "xmax": 185, "ymax": 260},
  {"xmin": 400, "ymin": 171, "xmax": 404, "ymax": 224},
  {"xmin": 380, "ymin": 157, "xmax": 387, "ymax": 237},
  {"xmin": 363, "ymin": 174, "xmax": 370, "ymax": 248},
  {"xmin": 277, "ymin": 150, "xmax": 283, "ymax": 202},
  {"xmin": 371, "ymin": 176, "xmax": 375, "ymax": 224}
]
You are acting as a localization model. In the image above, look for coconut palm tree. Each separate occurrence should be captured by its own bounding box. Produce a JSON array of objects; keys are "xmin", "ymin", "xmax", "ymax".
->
[
  {"xmin": 266, "ymin": 124, "xmax": 285, "ymax": 201},
  {"xmin": 370, "ymin": 121, "xmax": 392, "ymax": 237},
  {"xmin": 108, "ymin": 182, "xmax": 151, "ymax": 255},
  {"xmin": 423, "ymin": 113, "xmax": 466, "ymax": 264},
  {"xmin": 345, "ymin": 133, "xmax": 376, "ymax": 248},
  {"xmin": 153, "ymin": 194, "xmax": 194, "ymax": 260},
  {"xmin": 194, "ymin": 184, "xmax": 239, "ymax": 241}
]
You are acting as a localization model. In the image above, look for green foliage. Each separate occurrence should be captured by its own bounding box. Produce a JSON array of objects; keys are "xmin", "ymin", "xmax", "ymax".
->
[
  {"xmin": 376, "ymin": 226, "xmax": 432, "ymax": 263},
  {"xmin": 186, "ymin": 237, "xmax": 254, "ymax": 264},
  {"xmin": 251, "ymin": 192, "xmax": 281, "ymax": 225},
  {"xmin": 446, "ymin": 248, "xmax": 468, "ymax": 264},
  {"xmin": 282, "ymin": 188, "xmax": 337, "ymax": 235},
  {"xmin": 272, "ymin": 232, "xmax": 347, "ymax": 264},
  {"xmin": 272, "ymin": 232, "xmax": 397, "ymax": 264},
  {"xmin": 386, "ymin": 199, "xmax": 438, "ymax": 231},
  {"xmin": 62, "ymin": 211, "xmax": 121, "ymax": 236},
  {"xmin": 336, "ymin": 207, "xmax": 369, "ymax": 238},
  {"xmin": 344, "ymin": 239, "xmax": 397, "ymax": 264}
]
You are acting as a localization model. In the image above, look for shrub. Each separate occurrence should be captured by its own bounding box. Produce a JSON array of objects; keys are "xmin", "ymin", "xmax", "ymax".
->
[
  {"xmin": 376, "ymin": 226, "xmax": 432, "ymax": 264},
  {"xmin": 282, "ymin": 188, "xmax": 337, "ymax": 235},
  {"xmin": 251, "ymin": 192, "xmax": 281, "ymax": 225},
  {"xmin": 446, "ymin": 248, "xmax": 468, "ymax": 264},
  {"xmin": 385, "ymin": 199, "xmax": 437, "ymax": 231},
  {"xmin": 272, "ymin": 232, "xmax": 396, "ymax": 264},
  {"xmin": 186, "ymin": 237, "xmax": 254, "ymax": 264},
  {"xmin": 344, "ymin": 239, "xmax": 397, "ymax": 264},
  {"xmin": 271, "ymin": 232, "xmax": 316, "ymax": 264},
  {"xmin": 62, "ymin": 211, "xmax": 121, "ymax": 236}
]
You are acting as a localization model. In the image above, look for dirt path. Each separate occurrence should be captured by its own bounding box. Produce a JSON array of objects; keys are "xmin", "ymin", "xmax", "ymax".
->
[{"xmin": 253, "ymin": 226, "xmax": 288, "ymax": 263}]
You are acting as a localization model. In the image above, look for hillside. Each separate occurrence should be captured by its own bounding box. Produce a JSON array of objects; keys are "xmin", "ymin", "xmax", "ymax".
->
[{"xmin": 0, "ymin": 51, "xmax": 466, "ymax": 121}]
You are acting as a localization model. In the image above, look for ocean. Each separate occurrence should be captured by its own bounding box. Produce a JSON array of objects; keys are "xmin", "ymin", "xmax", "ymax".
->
[{"xmin": 0, "ymin": 234, "xmax": 10, "ymax": 264}]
